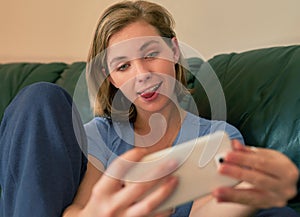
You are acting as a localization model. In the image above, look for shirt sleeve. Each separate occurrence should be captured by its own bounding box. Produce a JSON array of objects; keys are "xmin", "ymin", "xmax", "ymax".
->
[
  {"xmin": 84, "ymin": 117, "xmax": 112, "ymax": 168},
  {"xmin": 209, "ymin": 120, "xmax": 245, "ymax": 144}
]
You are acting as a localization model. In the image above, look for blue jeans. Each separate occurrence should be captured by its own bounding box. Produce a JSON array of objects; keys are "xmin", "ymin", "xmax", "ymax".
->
[
  {"xmin": 0, "ymin": 82, "xmax": 299, "ymax": 217},
  {"xmin": 0, "ymin": 82, "xmax": 87, "ymax": 217},
  {"xmin": 254, "ymin": 207, "xmax": 300, "ymax": 217}
]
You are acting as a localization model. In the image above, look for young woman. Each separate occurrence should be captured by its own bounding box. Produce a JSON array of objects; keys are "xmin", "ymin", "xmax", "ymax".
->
[{"xmin": 0, "ymin": 1, "xmax": 298, "ymax": 217}]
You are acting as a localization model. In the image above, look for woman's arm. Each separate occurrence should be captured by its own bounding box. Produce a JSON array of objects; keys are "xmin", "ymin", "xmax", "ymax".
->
[{"xmin": 63, "ymin": 149, "xmax": 179, "ymax": 217}]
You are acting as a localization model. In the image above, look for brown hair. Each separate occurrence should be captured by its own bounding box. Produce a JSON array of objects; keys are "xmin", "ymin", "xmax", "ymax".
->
[{"xmin": 86, "ymin": 0, "xmax": 188, "ymax": 122}]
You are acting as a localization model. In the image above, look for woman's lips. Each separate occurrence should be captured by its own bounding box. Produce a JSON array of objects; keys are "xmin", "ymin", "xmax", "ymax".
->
[
  {"xmin": 140, "ymin": 91, "xmax": 156, "ymax": 99},
  {"xmin": 137, "ymin": 81, "xmax": 162, "ymax": 99}
]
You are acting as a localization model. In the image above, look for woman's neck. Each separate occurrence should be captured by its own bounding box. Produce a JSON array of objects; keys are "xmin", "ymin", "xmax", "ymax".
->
[{"xmin": 134, "ymin": 104, "xmax": 186, "ymax": 153}]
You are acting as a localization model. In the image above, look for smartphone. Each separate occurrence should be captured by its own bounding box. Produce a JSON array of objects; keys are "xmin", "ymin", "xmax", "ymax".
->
[{"xmin": 124, "ymin": 131, "xmax": 240, "ymax": 213}]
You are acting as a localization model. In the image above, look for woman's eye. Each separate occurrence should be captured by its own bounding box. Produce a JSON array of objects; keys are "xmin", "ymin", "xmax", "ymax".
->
[
  {"xmin": 117, "ymin": 63, "xmax": 130, "ymax": 71},
  {"xmin": 144, "ymin": 51, "xmax": 159, "ymax": 59}
]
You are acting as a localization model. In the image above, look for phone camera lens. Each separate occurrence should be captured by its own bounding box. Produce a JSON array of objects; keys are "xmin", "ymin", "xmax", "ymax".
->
[{"xmin": 219, "ymin": 157, "xmax": 224, "ymax": 163}]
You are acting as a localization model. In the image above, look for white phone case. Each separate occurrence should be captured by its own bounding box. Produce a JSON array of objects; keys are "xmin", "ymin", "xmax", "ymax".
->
[{"xmin": 124, "ymin": 131, "xmax": 240, "ymax": 213}]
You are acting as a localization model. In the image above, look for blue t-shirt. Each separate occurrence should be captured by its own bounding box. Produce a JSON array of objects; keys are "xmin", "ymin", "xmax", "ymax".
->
[{"xmin": 84, "ymin": 112, "xmax": 244, "ymax": 216}]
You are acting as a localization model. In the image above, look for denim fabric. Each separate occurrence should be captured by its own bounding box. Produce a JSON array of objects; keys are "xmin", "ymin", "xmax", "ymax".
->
[
  {"xmin": 254, "ymin": 207, "xmax": 300, "ymax": 217},
  {"xmin": 0, "ymin": 82, "xmax": 87, "ymax": 217}
]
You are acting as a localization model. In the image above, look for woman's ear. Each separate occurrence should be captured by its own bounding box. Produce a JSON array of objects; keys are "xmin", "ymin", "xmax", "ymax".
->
[
  {"xmin": 171, "ymin": 37, "xmax": 180, "ymax": 63},
  {"xmin": 102, "ymin": 67, "xmax": 108, "ymax": 77}
]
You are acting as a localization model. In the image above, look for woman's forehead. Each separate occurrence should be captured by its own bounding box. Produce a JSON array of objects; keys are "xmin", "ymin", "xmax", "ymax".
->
[
  {"xmin": 108, "ymin": 20, "xmax": 160, "ymax": 46},
  {"xmin": 106, "ymin": 36, "xmax": 172, "ymax": 65}
]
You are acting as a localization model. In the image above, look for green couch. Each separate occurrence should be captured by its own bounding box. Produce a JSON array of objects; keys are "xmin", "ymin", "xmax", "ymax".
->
[{"xmin": 0, "ymin": 45, "xmax": 299, "ymax": 213}]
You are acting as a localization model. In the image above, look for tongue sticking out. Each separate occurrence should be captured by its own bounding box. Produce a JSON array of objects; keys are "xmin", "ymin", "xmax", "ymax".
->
[{"xmin": 140, "ymin": 91, "xmax": 155, "ymax": 99}]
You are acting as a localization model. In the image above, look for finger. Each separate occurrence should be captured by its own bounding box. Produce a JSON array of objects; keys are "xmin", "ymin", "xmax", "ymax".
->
[
  {"xmin": 225, "ymin": 142, "xmax": 299, "ymax": 201},
  {"xmin": 124, "ymin": 176, "xmax": 178, "ymax": 217},
  {"xmin": 112, "ymin": 160, "xmax": 178, "ymax": 210},
  {"xmin": 218, "ymin": 162, "xmax": 280, "ymax": 192},
  {"xmin": 226, "ymin": 145, "xmax": 299, "ymax": 192},
  {"xmin": 224, "ymin": 149, "xmax": 283, "ymax": 179},
  {"xmin": 106, "ymin": 148, "xmax": 150, "ymax": 178},
  {"xmin": 124, "ymin": 157, "xmax": 179, "ymax": 183},
  {"xmin": 242, "ymin": 147, "xmax": 299, "ymax": 184},
  {"xmin": 231, "ymin": 140, "xmax": 247, "ymax": 152},
  {"xmin": 95, "ymin": 148, "xmax": 149, "ymax": 194},
  {"xmin": 213, "ymin": 187, "xmax": 286, "ymax": 209},
  {"xmin": 219, "ymin": 159, "xmax": 298, "ymax": 202}
]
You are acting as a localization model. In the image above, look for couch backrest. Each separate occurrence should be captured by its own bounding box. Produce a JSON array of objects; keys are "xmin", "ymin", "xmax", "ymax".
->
[
  {"xmin": 0, "ymin": 62, "xmax": 86, "ymax": 122},
  {"xmin": 191, "ymin": 45, "xmax": 300, "ymax": 165}
]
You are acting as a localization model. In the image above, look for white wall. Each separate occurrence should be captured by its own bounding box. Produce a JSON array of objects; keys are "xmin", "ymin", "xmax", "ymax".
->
[{"xmin": 1, "ymin": 0, "xmax": 299, "ymax": 63}]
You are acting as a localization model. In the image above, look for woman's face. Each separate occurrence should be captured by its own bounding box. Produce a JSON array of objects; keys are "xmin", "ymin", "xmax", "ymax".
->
[{"xmin": 106, "ymin": 20, "xmax": 180, "ymax": 114}]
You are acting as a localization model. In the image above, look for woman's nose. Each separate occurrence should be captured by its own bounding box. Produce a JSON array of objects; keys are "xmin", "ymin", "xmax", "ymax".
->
[
  {"xmin": 136, "ymin": 71, "xmax": 152, "ymax": 83},
  {"xmin": 134, "ymin": 61, "xmax": 152, "ymax": 83}
]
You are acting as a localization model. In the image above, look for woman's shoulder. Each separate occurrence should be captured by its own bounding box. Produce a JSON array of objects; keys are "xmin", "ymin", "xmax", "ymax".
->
[
  {"xmin": 84, "ymin": 116, "xmax": 114, "ymax": 134},
  {"xmin": 185, "ymin": 112, "xmax": 244, "ymax": 144},
  {"xmin": 85, "ymin": 116, "xmax": 112, "ymax": 126},
  {"xmin": 84, "ymin": 116, "xmax": 134, "ymax": 146},
  {"xmin": 83, "ymin": 116, "xmax": 117, "ymax": 146}
]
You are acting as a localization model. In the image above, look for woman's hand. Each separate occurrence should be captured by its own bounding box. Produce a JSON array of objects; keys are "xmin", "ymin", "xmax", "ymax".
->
[
  {"xmin": 80, "ymin": 148, "xmax": 178, "ymax": 217},
  {"xmin": 212, "ymin": 140, "xmax": 299, "ymax": 208}
]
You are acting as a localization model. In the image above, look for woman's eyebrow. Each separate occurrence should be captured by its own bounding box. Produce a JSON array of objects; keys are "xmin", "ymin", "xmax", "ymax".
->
[
  {"xmin": 109, "ymin": 40, "xmax": 160, "ymax": 68},
  {"xmin": 109, "ymin": 56, "xmax": 127, "ymax": 69},
  {"xmin": 139, "ymin": 40, "xmax": 160, "ymax": 51}
]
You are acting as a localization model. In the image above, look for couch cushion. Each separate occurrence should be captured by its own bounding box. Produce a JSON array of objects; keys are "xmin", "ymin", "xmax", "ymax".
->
[
  {"xmin": 0, "ymin": 62, "xmax": 87, "ymax": 122},
  {"xmin": 202, "ymin": 45, "xmax": 300, "ymax": 161}
]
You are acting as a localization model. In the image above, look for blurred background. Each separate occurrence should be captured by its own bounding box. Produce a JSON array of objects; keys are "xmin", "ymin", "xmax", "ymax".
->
[{"xmin": 1, "ymin": 0, "xmax": 299, "ymax": 63}]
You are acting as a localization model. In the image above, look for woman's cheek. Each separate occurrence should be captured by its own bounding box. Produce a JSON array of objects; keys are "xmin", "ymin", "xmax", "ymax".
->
[{"xmin": 119, "ymin": 81, "xmax": 137, "ymax": 102}]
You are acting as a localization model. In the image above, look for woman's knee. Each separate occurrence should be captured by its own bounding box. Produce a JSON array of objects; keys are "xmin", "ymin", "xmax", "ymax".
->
[
  {"xmin": 3, "ymin": 82, "xmax": 74, "ymax": 123},
  {"xmin": 15, "ymin": 82, "xmax": 72, "ymax": 106}
]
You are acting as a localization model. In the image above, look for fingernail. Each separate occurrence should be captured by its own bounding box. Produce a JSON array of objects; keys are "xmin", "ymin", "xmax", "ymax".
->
[{"xmin": 249, "ymin": 146, "xmax": 258, "ymax": 153}]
